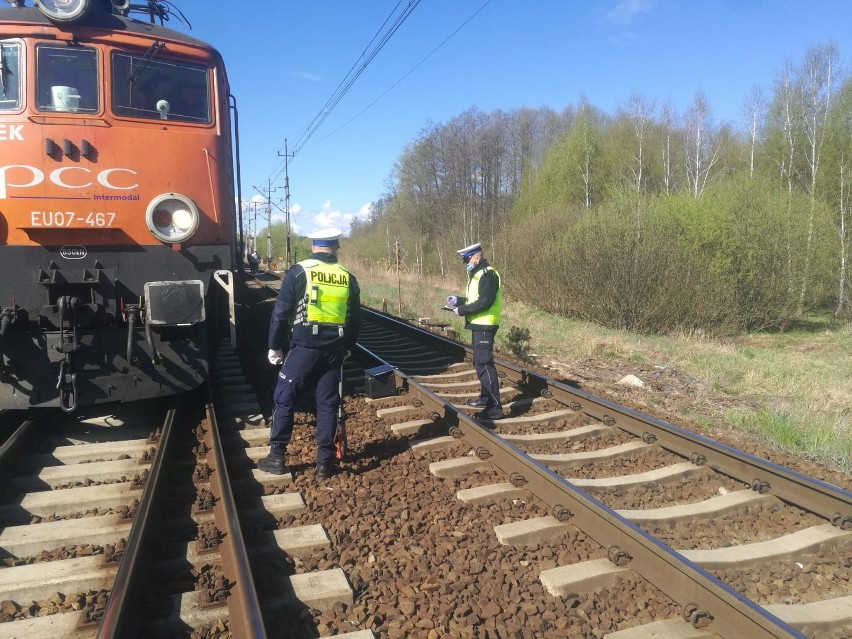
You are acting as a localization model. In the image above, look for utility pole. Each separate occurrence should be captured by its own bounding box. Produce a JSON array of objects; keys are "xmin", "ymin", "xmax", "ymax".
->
[
  {"xmin": 266, "ymin": 178, "xmax": 273, "ymax": 268},
  {"xmin": 278, "ymin": 139, "xmax": 294, "ymax": 270},
  {"xmin": 252, "ymin": 183, "xmax": 281, "ymax": 271},
  {"xmin": 242, "ymin": 201, "xmax": 256, "ymax": 260},
  {"xmin": 396, "ymin": 239, "xmax": 403, "ymax": 316},
  {"xmin": 250, "ymin": 202, "xmax": 259, "ymax": 254}
]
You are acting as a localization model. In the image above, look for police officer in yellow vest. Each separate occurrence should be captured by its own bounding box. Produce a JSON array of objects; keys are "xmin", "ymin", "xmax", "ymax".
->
[
  {"xmin": 260, "ymin": 228, "xmax": 361, "ymax": 478},
  {"xmin": 445, "ymin": 242, "xmax": 503, "ymax": 421}
]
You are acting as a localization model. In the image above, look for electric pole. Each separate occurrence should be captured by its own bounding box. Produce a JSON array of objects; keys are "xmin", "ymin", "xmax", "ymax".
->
[
  {"xmin": 278, "ymin": 139, "xmax": 294, "ymax": 270},
  {"xmin": 252, "ymin": 183, "xmax": 281, "ymax": 270},
  {"xmin": 243, "ymin": 201, "xmax": 258, "ymax": 257},
  {"xmin": 266, "ymin": 178, "xmax": 273, "ymax": 268}
]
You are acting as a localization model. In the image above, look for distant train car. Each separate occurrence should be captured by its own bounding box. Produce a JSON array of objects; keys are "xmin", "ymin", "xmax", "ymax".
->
[{"xmin": 0, "ymin": 0, "xmax": 238, "ymax": 411}]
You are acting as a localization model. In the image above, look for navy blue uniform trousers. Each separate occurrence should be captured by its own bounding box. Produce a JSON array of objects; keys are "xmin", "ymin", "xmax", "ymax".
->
[
  {"xmin": 270, "ymin": 344, "xmax": 343, "ymax": 463},
  {"xmin": 472, "ymin": 329, "xmax": 501, "ymax": 409}
]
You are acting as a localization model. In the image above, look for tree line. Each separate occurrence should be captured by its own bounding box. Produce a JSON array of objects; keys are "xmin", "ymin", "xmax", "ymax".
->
[{"xmin": 347, "ymin": 43, "xmax": 851, "ymax": 333}]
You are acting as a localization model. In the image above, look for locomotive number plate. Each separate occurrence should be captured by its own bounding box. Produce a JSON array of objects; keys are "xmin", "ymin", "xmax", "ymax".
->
[{"xmin": 30, "ymin": 211, "xmax": 116, "ymax": 227}]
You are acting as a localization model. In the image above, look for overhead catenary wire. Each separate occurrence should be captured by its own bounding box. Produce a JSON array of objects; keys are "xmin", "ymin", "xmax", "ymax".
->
[
  {"xmin": 265, "ymin": 1, "xmax": 422, "ymax": 187},
  {"xmin": 264, "ymin": 0, "xmax": 494, "ymax": 197},
  {"xmin": 289, "ymin": 0, "xmax": 422, "ymax": 158},
  {"xmin": 309, "ymin": 0, "xmax": 494, "ymax": 150}
]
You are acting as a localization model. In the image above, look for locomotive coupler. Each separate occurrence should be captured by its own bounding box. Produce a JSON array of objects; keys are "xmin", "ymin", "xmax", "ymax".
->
[
  {"xmin": 56, "ymin": 359, "xmax": 78, "ymax": 413},
  {"xmin": 54, "ymin": 297, "xmax": 80, "ymax": 413}
]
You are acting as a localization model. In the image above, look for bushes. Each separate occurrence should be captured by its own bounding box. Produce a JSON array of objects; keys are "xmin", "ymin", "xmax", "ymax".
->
[
  {"xmin": 504, "ymin": 178, "xmax": 837, "ymax": 334},
  {"xmin": 503, "ymin": 325, "xmax": 532, "ymax": 360}
]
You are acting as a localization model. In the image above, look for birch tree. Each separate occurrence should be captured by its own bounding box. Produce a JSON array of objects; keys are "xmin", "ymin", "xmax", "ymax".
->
[
  {"xmin": 659, "ymin": 100, "xmax": 677, "ymax": 195},
  {"xmin": 683, "ymin": 91, "xmax": 719, "ymax": 197},
  {"xmin": 626, "ymin": 92, "xmax": 655, "ymax": 195},
  {"xmin": 742, "ymin": 85, "xmax": 766, "ymax": 178},
  {"xmin": 627, "ymin": 93, "xmax": 655, "ymax": 237},
  {"xmin": 838, "ymin": 154, "xmax": 849, "ymax": 315},
  {"xmin": 797, "ymin": 43, "xmax": 840, "ymax": 313},
  {"xmin": 765, "ymin": 59, "xmax": 804, "ymax": 300},
  {"xmin": 565, "ymin": 98, "xmax": 604, "ymax": 209}
]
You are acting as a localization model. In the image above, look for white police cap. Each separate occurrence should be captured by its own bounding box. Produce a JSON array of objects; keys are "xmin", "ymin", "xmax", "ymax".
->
[
  {"xmin": 456, "ymin": 242, "xmax": 482, "ymax": 260},
  {"xmin": 308, "ymin": 228, "xmax": 343, "ymax": 247}
]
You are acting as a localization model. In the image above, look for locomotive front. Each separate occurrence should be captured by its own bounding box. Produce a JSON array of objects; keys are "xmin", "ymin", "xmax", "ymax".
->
[{"xmin": 0, "ymin": 0, "xmax": 237, "ymax": 411}]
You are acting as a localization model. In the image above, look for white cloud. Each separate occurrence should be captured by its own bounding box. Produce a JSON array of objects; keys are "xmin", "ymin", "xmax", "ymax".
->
[
  {"xmin": 288, "ymin": 200, "xmax": 375, "ymax": 237},
  {"xmin": 292, "ymin": 70, "xmax": 322, "ymax": 82},
  {"xmin": 606, "ymin": 0, "xmax": 652, "ymax": 25}
]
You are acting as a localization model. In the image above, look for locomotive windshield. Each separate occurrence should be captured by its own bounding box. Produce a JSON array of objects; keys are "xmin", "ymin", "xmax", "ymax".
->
[
  {"xmin": 35, "ymin": 44, "xmax": 98, "ymax": 113},
  {"xmin": 0, "ymin": 41, "xmax": 22, "ymax": 110},
  {"xmin": 111, "ymin": 53, "xmax": 210, "ymax": 123}
]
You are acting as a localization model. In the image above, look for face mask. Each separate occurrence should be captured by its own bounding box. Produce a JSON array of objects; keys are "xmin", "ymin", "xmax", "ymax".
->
[{"xmin": 465, "ymin": 261, "xmax": 475, "ymax": 273}]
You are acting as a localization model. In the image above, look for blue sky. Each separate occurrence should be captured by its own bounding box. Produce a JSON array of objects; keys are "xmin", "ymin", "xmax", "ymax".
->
[{"xmin": 169, "ymin": 1, "xmax": 852, "ymax": 237}]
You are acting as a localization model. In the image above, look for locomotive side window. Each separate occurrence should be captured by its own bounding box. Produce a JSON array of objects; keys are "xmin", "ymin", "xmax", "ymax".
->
[
  {"xmin": 0, "ymin": 41, "xmax": 22, "ymax": 110},
  {"xmin": 111, "ymin": 53, "xmax": 210, "ymax": 123},
  {"xmin": 35, "ymin": 44, "xmax": 98, "ymax": 113}
]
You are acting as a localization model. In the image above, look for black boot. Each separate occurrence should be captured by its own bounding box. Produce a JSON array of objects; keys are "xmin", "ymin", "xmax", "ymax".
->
[
  {"xmin": 474, "ymin": 407, "xmax": 504, "ymax": 421},
  {"xmin": 258, "ymin": 452, "xmax": 286, "ymax": 475},
  {"xmin": 316, "ymin": 460, "xmax": 337, "ymax": 479}
]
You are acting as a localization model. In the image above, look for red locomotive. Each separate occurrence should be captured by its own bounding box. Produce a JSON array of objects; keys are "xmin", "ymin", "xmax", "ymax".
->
[{"xmin": 0, "ymin": 0, "xmax": 239, "ymax": 411}]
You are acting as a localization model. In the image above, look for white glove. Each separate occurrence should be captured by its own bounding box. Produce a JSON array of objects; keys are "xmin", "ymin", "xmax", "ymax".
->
[
  {"xmin": 453, "ymin": 307, "xmax": 461, "ymax": 315},
  {"xmin": 446, "ymin": 295, "xmax": 458, "ymax": 307},
  {"xmin": 268, "ymin": 349, "xmax": 283, "ymax": 365}
]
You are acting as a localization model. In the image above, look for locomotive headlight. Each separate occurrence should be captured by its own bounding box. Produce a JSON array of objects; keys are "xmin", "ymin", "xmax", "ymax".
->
[
  {"xmin": 34, "ymin": 0, "xmax": 93, "ymax": 22},
  {"xmin": 145, "ymin": 193, "xmax": 200, "ymax": 244}
]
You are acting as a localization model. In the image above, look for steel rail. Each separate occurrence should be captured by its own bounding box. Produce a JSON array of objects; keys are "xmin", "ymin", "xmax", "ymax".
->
[
  {"xmin": 204, "ymin": 398, "xmax": 268, "ymax": 638},
  {"xmin": 520, "ymin": 376, "xmax": 852, "ymax": 526},
  {"xmin": 359, "ymin": 308, "xmax": 813, "ymax": 639},
  {"xmin": 97, "ymin": 400, "xmax": 179, "ymax": 638},
  {"xmin": 0, "ymin": 414, "xmax": 37, "ymax": 480}
]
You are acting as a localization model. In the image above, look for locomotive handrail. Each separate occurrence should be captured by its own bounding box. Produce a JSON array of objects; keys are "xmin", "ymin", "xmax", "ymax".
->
[{"xmin": 213, "ymin": 269, "xmax": 237, "ymax": 349}]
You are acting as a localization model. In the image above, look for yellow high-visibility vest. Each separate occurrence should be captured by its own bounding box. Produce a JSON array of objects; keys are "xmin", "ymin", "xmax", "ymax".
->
[
  {"xmin": 298, "ymin": 259, "xmax": 350, "ymax": 326},
  {"xmin": 466, "ymin": 266, "xmax": 501, "ymax": 326}
]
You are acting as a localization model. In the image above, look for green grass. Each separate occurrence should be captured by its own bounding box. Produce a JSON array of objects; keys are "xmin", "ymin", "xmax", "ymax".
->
[
  {"xmin": 349, "ymin": 258, "xmax": 852, "ymax": 474},
  {"xmin": 728, "ymin": 408, "xmax": 851, "ymax": 471}
]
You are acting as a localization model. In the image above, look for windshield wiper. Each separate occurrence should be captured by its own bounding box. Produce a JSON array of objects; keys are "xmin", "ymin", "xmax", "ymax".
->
[
  {"xmin": 127, "ymin": 40, "xmax": 164, "ymax": 86},
  {"xmin": 0, "ymin": 44, "xmax": 7, "ymax": 97}
]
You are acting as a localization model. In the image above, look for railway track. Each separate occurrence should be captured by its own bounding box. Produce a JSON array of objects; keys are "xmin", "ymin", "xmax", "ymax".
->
[
  {"xmin": 0, "ymin": 334, "xmax": 375, "ymax": 638},
  {"xmin": 0, "ymin": 403, "xmax": 170, "ymax": 636},
  {"xmin": 353, "ymin": 308, "xmax": 851, "ymax": 639},
  {"xmin": 4, "ymin": 269, "xmax": 846, "ymax": 638}
]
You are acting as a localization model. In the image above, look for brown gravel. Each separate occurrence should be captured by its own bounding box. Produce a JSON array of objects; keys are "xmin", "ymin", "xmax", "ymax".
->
[
  {"xmin": 711, "ymin": 548, "xmax": 852, "ymax": 606},
  {"xmin": 644, "ymin": 501, "xmax": 831, "ymax": 549},
  {"xmin": 587, "ymin": 474, "xmax": 749, "ymax": 510},
  {"xmin": 234, "ymin": 276, "xmax": 852, "ymax": 639},
  {"xmin": 516, "ymin": 430, "xmax": 636, "ymax": 454},
  {"xmin": 252, "ymin": 408, "xmax": 685, "ymax": 638}
]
